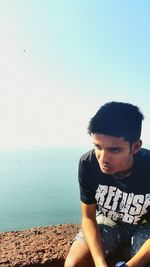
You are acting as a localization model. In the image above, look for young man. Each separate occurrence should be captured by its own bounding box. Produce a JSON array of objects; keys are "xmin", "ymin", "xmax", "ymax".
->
[{"xmin": 65, "ymin": 102, "xmax": 150, "ymax": 267}]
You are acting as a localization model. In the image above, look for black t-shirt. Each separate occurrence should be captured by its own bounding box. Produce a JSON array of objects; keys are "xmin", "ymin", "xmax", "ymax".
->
[{"xmin": 78, "ymin": 148, "xmax": 150, "ymax": 225}]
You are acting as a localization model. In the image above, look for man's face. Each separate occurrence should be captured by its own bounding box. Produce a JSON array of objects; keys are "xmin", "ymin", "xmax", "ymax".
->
[{"xmin": 92, "ymin": 133, "xmax": 141, "ymax": 175}]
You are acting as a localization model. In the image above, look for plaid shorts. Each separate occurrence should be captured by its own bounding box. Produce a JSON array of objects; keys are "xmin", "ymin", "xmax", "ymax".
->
[{"xmin": 75, "ymin": 213, "xmax": 150, "ymax": 257}]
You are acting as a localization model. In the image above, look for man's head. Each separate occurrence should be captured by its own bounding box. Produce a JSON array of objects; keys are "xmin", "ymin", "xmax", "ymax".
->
[
  {"xmin": 88, "ymin": 102, "xmax": 144, "ymax": 175},
  {"xmin": 88, "ymin": 101, "xmax": 144, "ymax": 144}
]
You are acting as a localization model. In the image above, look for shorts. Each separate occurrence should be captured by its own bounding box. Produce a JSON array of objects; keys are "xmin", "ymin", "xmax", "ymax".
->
[{"xmin": 75, "ymin": 213, "xmax": 150, "ymax": 257}]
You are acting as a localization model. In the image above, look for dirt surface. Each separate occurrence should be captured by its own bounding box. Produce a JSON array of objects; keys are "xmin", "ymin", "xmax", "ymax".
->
[{"xmin": 0, "ymin": 224, "xmax": 129, "ymax": 267}]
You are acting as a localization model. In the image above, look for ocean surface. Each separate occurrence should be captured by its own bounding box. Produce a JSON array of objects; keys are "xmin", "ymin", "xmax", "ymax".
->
[{"xmin": 0, "ymin": 148, "xmax": 87, "ymax": 233}]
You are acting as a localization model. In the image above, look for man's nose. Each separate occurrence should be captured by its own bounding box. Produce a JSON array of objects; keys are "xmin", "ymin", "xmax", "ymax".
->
[{"xmin": 100, "ymin": 151, "xmax": 110, "ymax": 164}]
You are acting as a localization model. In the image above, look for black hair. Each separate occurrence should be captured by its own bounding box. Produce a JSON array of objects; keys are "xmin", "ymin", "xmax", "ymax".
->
[{"xmin": 88, "ymin": 101, "xmax": 144, "ymax": 143}]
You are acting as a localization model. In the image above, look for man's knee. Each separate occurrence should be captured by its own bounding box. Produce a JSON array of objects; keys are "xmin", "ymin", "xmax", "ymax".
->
[
  {"xmin": 65, "ymin": 253, "xmax": 93, "ymax": 267},
  {"xmin": 64, "ymin": 240, "xmax": 93, "ymax": 267},
  {"xmin": 64, "ymin": 254, "xmax": 77, "ymax": 267}
]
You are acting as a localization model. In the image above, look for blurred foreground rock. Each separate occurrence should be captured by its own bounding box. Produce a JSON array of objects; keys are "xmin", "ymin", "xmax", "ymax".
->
[{"xmin": 0, "ymin": 224, "xmax": 129, "ymax": 267}]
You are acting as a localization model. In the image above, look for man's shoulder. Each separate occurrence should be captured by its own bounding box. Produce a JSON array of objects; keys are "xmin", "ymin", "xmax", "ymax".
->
[
  {"xmin": 80, "ymin": 149, "xmax": 95, "ymax": 163},
  {"xmin": 135, "ymin": 148, "xmax": 150, "ymax": 168},
  {"xmin": 138, "ymin": 148, "xmax": 150, "ymax": 159}
]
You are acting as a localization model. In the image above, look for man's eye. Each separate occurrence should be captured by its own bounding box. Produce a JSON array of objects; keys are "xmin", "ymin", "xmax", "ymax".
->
[{"xmin": 110, "ymin": 148, "xmax": 121, "ymax": 153}]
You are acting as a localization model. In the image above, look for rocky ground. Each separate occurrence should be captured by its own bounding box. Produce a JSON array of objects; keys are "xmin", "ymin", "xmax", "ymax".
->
[
  {"xmin": 0, "ymin": 224, "xmax": 129, "ymax": 267},
  {"xmin": 0, "ymin": 224, "xmax": 80, "ymax": 267}
]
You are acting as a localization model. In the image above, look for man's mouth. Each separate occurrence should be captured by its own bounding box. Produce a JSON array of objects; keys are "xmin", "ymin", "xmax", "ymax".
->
[{"xmin": 100, "ymin": 164, "xmax": 112, "ymax": 170}]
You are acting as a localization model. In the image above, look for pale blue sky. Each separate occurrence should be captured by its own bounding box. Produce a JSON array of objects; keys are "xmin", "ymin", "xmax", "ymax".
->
[{"xmin": 0, "ymin": 1, "xmax": 150, "ymax": 149}]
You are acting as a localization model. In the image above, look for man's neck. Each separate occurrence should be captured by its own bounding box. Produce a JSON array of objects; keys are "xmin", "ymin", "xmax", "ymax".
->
[{"xmin": 113, "ymin": 169, "xmax": 132, "ymax": 179}]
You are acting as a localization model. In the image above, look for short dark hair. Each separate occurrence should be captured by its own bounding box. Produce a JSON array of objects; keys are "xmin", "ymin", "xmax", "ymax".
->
[{"xmin": 88, "ymin": 101, "xmax": 144, "ymax": 143}]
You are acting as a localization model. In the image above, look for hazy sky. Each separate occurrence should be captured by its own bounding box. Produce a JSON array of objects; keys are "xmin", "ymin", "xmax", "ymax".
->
[{"xmin": 0, "ymin": 0, "xmax": 150, "ymax": 149}]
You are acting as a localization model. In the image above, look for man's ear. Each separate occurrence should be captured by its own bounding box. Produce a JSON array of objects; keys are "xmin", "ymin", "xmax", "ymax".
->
[{"xmin": 132, "ymin": 139, "xmax": 142, "ymax": 154}]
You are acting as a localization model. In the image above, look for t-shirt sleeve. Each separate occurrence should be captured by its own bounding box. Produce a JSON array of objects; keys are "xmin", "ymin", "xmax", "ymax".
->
[{"xmin": 78, "ymin": 157, "xmax": 96, "ymax": 204}]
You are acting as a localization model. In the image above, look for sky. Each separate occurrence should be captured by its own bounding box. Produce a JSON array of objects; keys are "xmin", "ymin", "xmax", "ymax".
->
[{"xmin": 0, "ymin": 0, "xmax": 150, "ymax": 149}]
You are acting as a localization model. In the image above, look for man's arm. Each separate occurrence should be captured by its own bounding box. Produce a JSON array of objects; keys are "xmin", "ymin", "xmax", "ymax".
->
[
  {"xmin": 125, "ymin": 238, "xmax": 150, "ymax": 267},
  {"xmin": 81, "ymin": 202, "xmax": 108, "ymax": 267}
]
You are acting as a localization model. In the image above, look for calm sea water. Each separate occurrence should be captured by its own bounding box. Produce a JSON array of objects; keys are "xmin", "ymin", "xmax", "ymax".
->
[{"xmin": 0, "ymin": 148, "xmax": 86, "ymax": 232}]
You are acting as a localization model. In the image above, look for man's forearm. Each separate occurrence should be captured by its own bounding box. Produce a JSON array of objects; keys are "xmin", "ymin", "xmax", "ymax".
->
[
  {"xmin": 126, "ymin": 239, "xmax": 150, "ymax": 267},
  {"xmin": 82, "ymin": 217, "xmax": 108, "ymax": 267}
]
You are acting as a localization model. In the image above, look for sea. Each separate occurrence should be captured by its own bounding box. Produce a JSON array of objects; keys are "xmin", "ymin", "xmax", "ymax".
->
[{"xmin": 0, "ymin": 148, "xmax": 88, "ymax": 233}]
